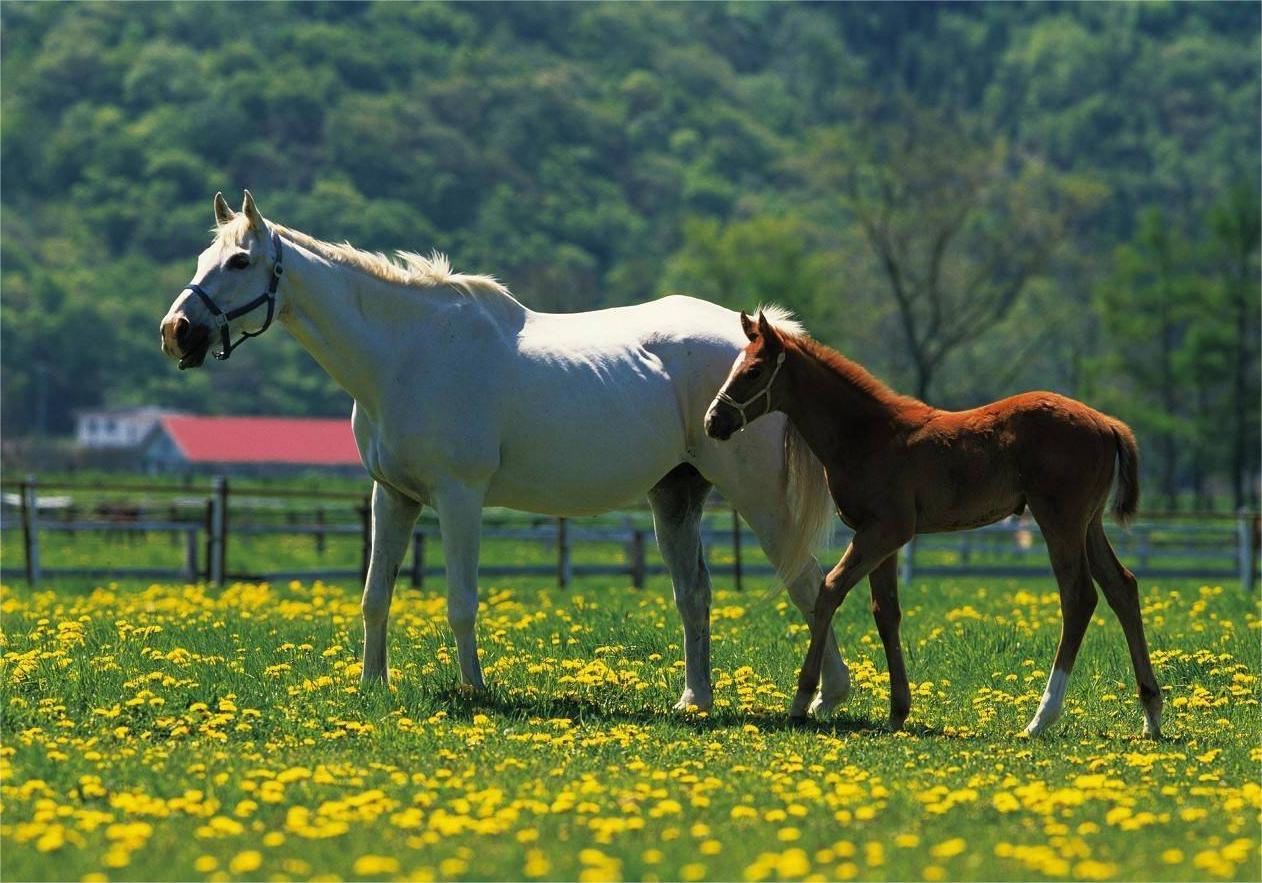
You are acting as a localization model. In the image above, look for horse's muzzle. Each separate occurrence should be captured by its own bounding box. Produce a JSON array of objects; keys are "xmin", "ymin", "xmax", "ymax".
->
[
  {"xmin": 704, "ymin": 407, "xmax": 737, "ymax": 442},
  {"xmin": 161, "ymin": 314, "xmax": 211, "ymax": 370}
]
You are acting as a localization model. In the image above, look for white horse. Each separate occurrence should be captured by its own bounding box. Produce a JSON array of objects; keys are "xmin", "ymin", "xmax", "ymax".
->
[{"xmin": 160, "ymin": 191, "xmax": 850, "ymax": 714}]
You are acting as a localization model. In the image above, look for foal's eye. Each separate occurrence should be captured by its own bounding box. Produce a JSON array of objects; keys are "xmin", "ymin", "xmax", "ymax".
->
[{"xmin": 226, "ymin": 253, "xmax": 251, "ymax": 270}]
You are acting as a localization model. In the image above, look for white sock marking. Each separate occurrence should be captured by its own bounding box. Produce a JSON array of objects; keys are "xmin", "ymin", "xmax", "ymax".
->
[{"xmin": 1024, "ymin": 668, "xmax": 1069, "ymax": 735}]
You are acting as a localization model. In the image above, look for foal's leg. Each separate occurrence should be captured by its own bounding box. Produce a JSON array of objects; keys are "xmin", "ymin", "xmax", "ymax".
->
[
  {"xmin": 647, "ymin": 464, "xmax": 715, "ymax": 712},
  {"xmin": 791, "ymin": 529, "xmax": 907, "ymax": 719},
  {"xmin": 432, "ymin": 479, "xmax": 488, "ymax": 690},
  {"xmin": 868, "ymin": 554, "xmax": 911, "ymax": 731},
  {"xmin": 1024, "ymin": 518, "xmax": 1097, "ymax": 736},
  {"xmin": 1087, "ymin": 516, "xmax": 1163, "ymax": 738},
  {"xmin": 361, "ymin": 482, "xmax": 422, "ymax": 686}
]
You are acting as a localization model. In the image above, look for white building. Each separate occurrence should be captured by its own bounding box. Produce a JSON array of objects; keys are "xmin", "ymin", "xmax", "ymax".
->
[{"xmin": 74, "ymin": 407, "xmax": 177, "ymax": 450}]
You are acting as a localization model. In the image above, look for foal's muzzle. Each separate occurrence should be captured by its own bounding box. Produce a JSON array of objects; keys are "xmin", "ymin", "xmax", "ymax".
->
[{"xmin": 704, "ymin": 406, "xmax": 738, "ymax": 442}]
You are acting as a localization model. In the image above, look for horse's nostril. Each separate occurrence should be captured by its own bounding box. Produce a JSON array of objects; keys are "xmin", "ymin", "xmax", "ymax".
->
[{"xmin": 174, "ymin": 316, "xmax": 190, "ymax": 343}]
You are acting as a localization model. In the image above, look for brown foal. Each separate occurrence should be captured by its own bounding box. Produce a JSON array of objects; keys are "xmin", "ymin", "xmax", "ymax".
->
[{"xmin": 704, "ymin": 310, "xmax": 1162, "ymax": 738}]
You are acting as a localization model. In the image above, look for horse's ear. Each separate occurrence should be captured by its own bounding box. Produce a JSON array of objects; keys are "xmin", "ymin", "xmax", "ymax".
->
[
  {"xmin": 739, "ymin": 311, "xmax": 758, "ymax": 341},
  {"xmin": 213, "ymin": 192, "xmax": 235, "ymax": 227},
  {"xmin": 241, "ymin": 190, "xmax": 266, "ymax": 232},
  {"xmin": 756, "ymin": 310, "xmax": 782, "ymax": 349}
]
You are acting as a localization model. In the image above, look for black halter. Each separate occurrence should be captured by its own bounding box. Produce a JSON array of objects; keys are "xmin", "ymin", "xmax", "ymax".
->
[{"xmin": 184, "ymin": 229, "xmax": 284, "ymax": 360}]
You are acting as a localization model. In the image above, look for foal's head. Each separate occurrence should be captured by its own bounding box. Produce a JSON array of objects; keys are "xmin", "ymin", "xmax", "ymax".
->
[
  {"xmin": 704, "ymin": 310, "xmax": 788, "ymax": 441},
  {"xmin": 160, "ymin": 191, "xmax": 284, "ymax": 369}
]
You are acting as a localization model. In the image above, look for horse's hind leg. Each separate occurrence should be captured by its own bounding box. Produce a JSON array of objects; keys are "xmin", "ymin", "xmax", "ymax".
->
[
  {"xmin": 792, "ymin": 526, "xmax": 908, "ymax": 719},
  {"xmin": 1024, "ymin": 508, "xmax": 1097, "ymax": 736},
  {"xmin": 869, "ymin": 554, "xmax": 911, "ymax": 731},
  {"xmin": 727, "ymin": 497, "xmax": 850, "ymax": 713},
  {"xmin": 433, "ymin": 479, "xmax": 488, "ymax": 690},
  {"xmin": 1087, "ymin": 516, "xmax": 1162, "ymax": 738},
  {"xmin": 648, "ymin": 464, "xmax": 715, "ymax": 712},
  {"xmin": 361, "ymin": 482, "xmax": 422, "ymax": 686}
]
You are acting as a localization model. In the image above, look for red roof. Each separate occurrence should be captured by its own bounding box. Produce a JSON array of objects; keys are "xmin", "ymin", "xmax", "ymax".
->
[{"xmin": 158, "ymin": 416, "xmax": 361, "ymax": 465}]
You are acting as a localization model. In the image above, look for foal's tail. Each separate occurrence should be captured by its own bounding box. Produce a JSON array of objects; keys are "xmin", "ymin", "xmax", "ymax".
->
[
  {"xmin": 1109, "ymin": 420, "xmax": 1141, "ymax": 525},
  {"xmin": 778, "ymin": 420, "xmax": 834, "ymax": 584}
]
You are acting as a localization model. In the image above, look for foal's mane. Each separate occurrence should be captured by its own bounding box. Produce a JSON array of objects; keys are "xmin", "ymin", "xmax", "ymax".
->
[
  {"xmin": 215, "ymin": 215, "xmax": 519, "ymax": 302},
  {"xmin": 772, "ymin": 323, "xmax": 924, "ymax": 411}
]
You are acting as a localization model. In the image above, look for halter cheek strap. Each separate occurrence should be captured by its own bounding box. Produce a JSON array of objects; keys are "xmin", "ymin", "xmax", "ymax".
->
[
  {"xmin": 715, "ymin": 350, "xmax": 786, "ymax": 430},
  {"xmin": 183, "ymin": 230, "xmax": 284, "ymax": 361}
]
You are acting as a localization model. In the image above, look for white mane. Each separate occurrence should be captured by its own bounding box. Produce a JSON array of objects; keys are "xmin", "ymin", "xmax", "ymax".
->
[
  {"xmin": 215, "ymin": 215, "xmax": 517, "ymax": 301},
  {"xmin": 758, "ymin": 303, "xmax": 806, "ymax": 336}
]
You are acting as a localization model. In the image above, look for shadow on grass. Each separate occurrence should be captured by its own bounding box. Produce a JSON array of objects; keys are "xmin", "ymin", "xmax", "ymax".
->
[{"xmin": 389, "ymin": 682, "xmax": 986, "ymax": 739}]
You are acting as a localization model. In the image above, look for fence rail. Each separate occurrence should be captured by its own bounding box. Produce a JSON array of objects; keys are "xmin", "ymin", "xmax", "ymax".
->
[{"xmin": 2, "ymin": 476, "xmax": 1258, "ymax": 591}]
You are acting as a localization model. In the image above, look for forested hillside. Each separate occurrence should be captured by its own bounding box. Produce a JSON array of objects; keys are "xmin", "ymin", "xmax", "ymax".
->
[{"xmin": 2, "ymin": 2, "xmax": 1258, "ymax": 505}]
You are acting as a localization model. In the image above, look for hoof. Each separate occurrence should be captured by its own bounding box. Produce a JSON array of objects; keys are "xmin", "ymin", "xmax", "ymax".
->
[
  {"xmin": 887, "ymin": 715, "xmax": 907, "ymax": 733},
  {"xmin": 788, "ymin": 693, "xmax": 813, "ymax": 720},
  {"xmin": 673, "ymin": 690, "xmax": 713, "ymax": 713},
  {"xmin": 1022, "ymin": 718, "xmax": 1056, "ymax": 738},
  {"xmin": 808, "ymin": 690, "xmax": 847, "ymax": 717}
]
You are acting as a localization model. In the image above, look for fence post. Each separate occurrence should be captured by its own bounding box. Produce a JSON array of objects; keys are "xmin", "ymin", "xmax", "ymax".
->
[
  {"xmin": 630, "ymin": 528, "xmax": 646, "ymax": 589},
  {"xmin": 557, "ymin": 517, "xmax": 571, "ymax": 589},
  {"xmin": 204, "ymin": 498, "xmax": 215, "ymax": 583},
  {"xmin": 20, "ymin": 475, "xmax": 41, "ymax": 585},
  {"xmin": 731, "ymin": 508, "xmax": 743, "ymax": 592},
  {"xmin": 359, "ymin": 496, "xmax": 372, "ymax": 585},
  {"xmin": 184, "ymin": 528, "xmax": 199, "ymax": 582},
  {"xmin": 1239, "ymin": 509, "xmax": 1258, "ymax": 593},
  {"xmin": 411, "ymin": 529, "xmax": 425, "ymax": 589},
  {"xmin": 315, "ymin": 506, "xmax": 326, "ymax": 555},
  {"xmin": 899, "ymin": 536, "xmax": 915, "ymax": 585},
  {"xmin": 209, "ymin": 476, "xmax": 228, "ymax": 586}
]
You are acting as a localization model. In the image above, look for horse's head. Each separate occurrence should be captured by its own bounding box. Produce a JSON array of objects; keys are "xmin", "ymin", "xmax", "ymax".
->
[
  {"xmin": 704, "ymin": 309, "xmax": 787, "ymax": 441},
  {"xmin": 160, "ymin": 191, "xmax": 284, "ymax": 369}
]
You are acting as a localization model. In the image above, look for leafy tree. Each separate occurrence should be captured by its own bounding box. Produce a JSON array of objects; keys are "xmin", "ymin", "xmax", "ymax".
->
[{"xmin": 800, "ymin": 100, "xmax": 1105, "ymax": 401}]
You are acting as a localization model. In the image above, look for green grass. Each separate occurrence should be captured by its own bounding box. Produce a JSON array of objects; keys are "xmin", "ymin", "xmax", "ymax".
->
[{"xmin": 1, "ymin": 567, "xmax": 1258, "ymax": 882}]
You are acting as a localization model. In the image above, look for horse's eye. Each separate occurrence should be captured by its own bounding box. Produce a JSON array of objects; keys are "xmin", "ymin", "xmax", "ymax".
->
[{"xmin": 227, "ymin": 253, "xmax": 251, "ymax": 270}]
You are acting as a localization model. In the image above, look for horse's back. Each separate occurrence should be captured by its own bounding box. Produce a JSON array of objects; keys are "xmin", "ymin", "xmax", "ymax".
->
[
  {"xmin": 964, "ymin": 391, "xmax": 1122, "ymax": 506},
  {"xmin": 484, "ymin": 296, "xmax": 750, "ymax": 515}
]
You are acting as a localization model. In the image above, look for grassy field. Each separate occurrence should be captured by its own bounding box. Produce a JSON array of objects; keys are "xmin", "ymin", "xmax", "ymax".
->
[{"xmin": 1, "ymin": 569, "xmax": 1258, "ymax": 882}]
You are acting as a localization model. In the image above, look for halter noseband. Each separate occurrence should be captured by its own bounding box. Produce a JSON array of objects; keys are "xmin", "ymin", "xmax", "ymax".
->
[
  {"xmin": 183, "ymin": 229, "xmax": 284, "ymax": 360},
  {"xmin": 714, "ymin": 350, "xmax": 786, "ymax": 430}
]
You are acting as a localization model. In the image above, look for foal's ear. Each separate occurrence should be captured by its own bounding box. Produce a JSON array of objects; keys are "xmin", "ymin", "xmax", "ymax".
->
[
  {"xmin": 241, "ymin": 190, "xmax": 266, "ymax": 232},
  {"xmin": 213, "ymin": 192, "xmax": 235, "ymax": 227},
  {"xmin": 739, "ymin": 310, "xmax": 759, "ymax": 341},
  {"xmin": 756, "ymin": 310, "xmax": 783, "ymax": 349}
]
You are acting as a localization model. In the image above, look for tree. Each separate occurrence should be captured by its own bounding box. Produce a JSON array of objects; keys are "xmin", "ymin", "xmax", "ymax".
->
[
  {"xmin": 800, "ymin": 100, "xmax": 1105, "ymax": 401},
  {"xmin": 658, "ymin": 215, "xmax": 835, "ymax": 326},
  {"xmin": 1095, "ymin": 209, "xmax": 1199, "ymax": 509},
  {"xmin": 1207, "ymin": 181, "xmax": 1262, "ymax": 508}
]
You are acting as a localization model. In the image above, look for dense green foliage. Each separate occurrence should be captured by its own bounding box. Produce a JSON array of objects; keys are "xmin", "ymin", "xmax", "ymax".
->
[{"xmin": 2, "ymin": 2, "xmax": 1258, "ymax": 504}]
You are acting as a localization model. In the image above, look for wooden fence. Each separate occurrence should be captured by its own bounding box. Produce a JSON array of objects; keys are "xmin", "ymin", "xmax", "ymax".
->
[{"xmin": 3, "ymin": 476, "xmax": 1258, "ymax": 591}]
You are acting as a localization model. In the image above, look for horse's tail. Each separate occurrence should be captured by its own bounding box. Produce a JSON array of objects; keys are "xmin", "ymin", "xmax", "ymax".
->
[
  {"xmin": 1109, "ymin": 420, "xmax": 1140, "ymax": 525},
  {"xmin": 777, "ymin": 418, "xmax": 834, "ymax": 585}
]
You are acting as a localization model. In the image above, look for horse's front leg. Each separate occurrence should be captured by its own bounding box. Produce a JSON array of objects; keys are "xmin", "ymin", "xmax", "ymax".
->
[
  {"xmin": 361, "ymin": 482, "xmax": 422, "ymax": 686},
  {"xmin": 433, "ymin": 479, "xmax": 487, "ymax": 690}
]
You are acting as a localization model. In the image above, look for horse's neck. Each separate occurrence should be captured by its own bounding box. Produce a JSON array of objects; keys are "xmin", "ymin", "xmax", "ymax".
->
[
  {"xmin": 782, "ymin": 344, "xmax": 906, "ymax": 460},
  {"xmin": 275, "ymin": 240, "xmax": 471, "ymax": 411}
]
